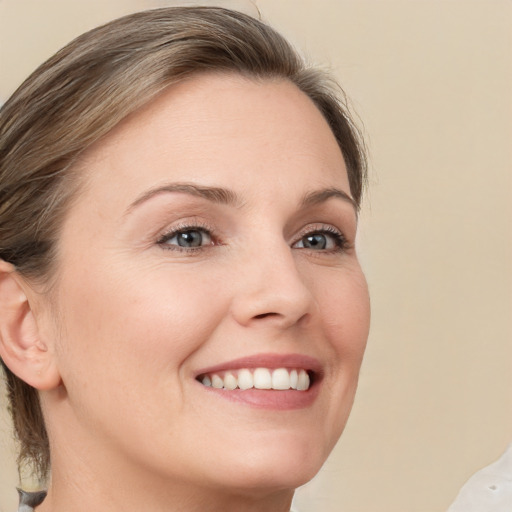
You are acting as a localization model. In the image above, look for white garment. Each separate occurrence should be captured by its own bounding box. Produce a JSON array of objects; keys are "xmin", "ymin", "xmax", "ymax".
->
[{"xmin": 447, "ymin": 444, "xmax": 512, "ymax": 512}]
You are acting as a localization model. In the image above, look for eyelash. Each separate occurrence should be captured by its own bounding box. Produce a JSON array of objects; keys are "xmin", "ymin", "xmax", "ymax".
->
[{"xmin": 156, "ymin": 222, "xmax": 350, "ymax": 254}]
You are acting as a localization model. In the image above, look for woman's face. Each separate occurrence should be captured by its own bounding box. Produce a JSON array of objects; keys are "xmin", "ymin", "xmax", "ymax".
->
[{"xmin": 42, "ymin": 73, "xmax": 370, "ymax": 495}]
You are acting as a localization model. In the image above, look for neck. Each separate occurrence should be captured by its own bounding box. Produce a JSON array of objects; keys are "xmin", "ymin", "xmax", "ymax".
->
[{"xmin": 38, "ymin": 478, "xmax": 294, "ymax": 512}]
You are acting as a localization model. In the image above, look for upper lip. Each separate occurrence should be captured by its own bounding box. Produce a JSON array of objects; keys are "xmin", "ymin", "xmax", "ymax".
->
[{"xmin": 194, "ymin": 353, "xmax": 323, "ymax": 378}]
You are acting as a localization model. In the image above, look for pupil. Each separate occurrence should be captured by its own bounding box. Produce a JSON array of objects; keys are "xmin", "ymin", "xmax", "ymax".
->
[
  {"xmin": 304, "ymin": 234, "xmax": 326, "ymax": 249},
  {"xmin": 178, "ymin": 230, "xmax": 202, "ymax": 247}
]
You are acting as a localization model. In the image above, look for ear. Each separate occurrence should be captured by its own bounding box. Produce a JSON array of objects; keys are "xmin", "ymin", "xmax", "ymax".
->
[{"xmin": 0, "ymin": 260, "xmax": 61, "ymax": 390}]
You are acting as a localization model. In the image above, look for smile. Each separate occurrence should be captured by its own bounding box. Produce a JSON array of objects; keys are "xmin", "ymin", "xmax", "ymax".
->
[
  {"xmin": 198, "ymin": 368, "xmax": 311, "ymax": 391},
  {"xmin": 193, "ymin": 353, "xmax": 322, "ymax": 410}
]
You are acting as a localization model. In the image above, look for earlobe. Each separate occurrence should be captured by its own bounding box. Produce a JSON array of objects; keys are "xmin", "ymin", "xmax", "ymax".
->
[{"xmin": 0, "ymin": 260, "xmax": 61, "ymax": 390}]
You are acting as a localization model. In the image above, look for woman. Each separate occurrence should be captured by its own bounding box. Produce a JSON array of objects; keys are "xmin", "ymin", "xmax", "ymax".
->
[{"xmin": 0, "ymin": 6, "xmax": 370, "ymax": 512}]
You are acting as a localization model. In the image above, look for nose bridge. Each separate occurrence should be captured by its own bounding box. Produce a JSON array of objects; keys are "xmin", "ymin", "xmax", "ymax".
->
[{"xmin": 230, "ymin": 233, "xmax": 314, "ymax": 328}]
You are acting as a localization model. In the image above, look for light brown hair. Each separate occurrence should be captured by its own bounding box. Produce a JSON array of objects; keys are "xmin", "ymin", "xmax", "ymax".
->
[{"xmin": 0, "ymin": 6, "xmax": 366, "ymax": 481}]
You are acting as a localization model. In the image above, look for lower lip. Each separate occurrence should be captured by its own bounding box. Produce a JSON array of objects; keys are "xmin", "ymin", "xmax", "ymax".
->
[{"xmin": 197, "ymin": 382, "xmax": 321, "ymax": 410}]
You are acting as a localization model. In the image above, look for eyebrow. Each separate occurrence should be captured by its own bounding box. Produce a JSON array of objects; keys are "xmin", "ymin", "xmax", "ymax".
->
[
  {"xmin": 125, "ymin": 182, "xmax": 357, "ymax": 215},
  {"xmin": 125, "ymin": 182, "xmax": 241, "ymax": 214},
  {"xmin": 300, "ymin": 187, "xmax": 358, "ymax": 212}
]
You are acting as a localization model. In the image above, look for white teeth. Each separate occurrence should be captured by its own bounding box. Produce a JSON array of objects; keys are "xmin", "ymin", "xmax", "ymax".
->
[
  {"xmin": 200, "ymin": 368, "xmax": 311, "ymax": 391},
  {"xmin": 238, "ymin": 369, "xmax": 253, "ymax": 390},
  {"xmin": 223, "ymin": 372, "xmax": 238, "ymax": 390},
  {"xmin": 290, "ymin": 369, "xmax": 298, "ymax": 390},
  {"xmin": 272, "ymin": 368, "xmax": 291, "ymax": 390},
  {"xmin": 297, "ymin": 369, "xmax": 310, "ymax": 391},
  {"xmin": 253, "ymin": 368, "xmax": 272, "ymax": 389},
  {"xmin": 211, "ymin": 374, "xmax": 224, "ymax": 389}
]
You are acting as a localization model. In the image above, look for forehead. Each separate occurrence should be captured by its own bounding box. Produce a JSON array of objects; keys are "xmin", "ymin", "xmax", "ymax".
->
[{"xmin": 74, "ymin": 73, "xmax": 350, "ymax": 209}]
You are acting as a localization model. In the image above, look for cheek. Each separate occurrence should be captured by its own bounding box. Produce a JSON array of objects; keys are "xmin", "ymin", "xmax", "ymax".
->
[
  {"xmin": 54, "ymin": 261, "xmax": 226, "ymax": 399},
  {"xmin": 50, "ymin": 261, "xmax": 232, "ymax": 463},
  {"xmin": 313, "ymin": 265, "xmax": 370, "ymax": 437},
  {"xmin": 317, "ymin": 265, "xmax": 370, "ymax": 363}
]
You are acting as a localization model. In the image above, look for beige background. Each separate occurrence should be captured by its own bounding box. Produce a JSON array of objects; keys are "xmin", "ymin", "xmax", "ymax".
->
[{"xmin": 0, "ymin": 1, "xmax": 511, "ymax": 511}]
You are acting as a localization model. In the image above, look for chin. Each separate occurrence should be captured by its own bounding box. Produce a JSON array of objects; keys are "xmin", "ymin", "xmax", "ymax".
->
[{"xmin": 207, "ymin": 431, "xmax": 332, "ymax": 494}]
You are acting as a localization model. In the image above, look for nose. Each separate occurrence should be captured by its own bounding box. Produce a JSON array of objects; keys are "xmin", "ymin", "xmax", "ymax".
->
[{"xmin": 229, "ymin": 241, "xmax": 315, "ymax": 329}]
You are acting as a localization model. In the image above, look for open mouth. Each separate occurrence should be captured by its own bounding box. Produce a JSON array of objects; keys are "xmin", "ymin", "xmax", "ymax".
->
[
  {"xmin": 193, "ymin": 354, "xmax": 322, "ymax": 409},
  {"xmin": 196, "ymin": 368, "xmax": 315, "ymax": 391}
]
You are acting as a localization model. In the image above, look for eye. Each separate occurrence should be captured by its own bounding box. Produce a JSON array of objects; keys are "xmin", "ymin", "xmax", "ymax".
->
[
  {"xmin": 293, "ymin": 228, "xmax": 348, "ymax": 252},
  {"xmin": 158, "ymin": 227, "xmax": 212, "ymax": 249},
  {"xmin": 300, "ymin": 233, "xmax": 329, "ymax": 250}
]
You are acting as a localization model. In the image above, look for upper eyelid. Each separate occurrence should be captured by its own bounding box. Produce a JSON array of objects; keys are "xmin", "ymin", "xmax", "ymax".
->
[{"xmin": 292, "ymin": 223, "xmax": 346, "ymax": 240}]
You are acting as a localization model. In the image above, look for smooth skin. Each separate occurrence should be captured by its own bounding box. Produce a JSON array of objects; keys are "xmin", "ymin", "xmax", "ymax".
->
[{"xmin": 0, "ymin": 73, "xmax": 370, "ymax": 512}]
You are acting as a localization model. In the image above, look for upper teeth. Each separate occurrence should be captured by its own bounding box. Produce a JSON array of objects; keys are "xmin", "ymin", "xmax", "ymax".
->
[{"xmin": 200, "ymin": 368, "xmax": 310, "ymax": 391}]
